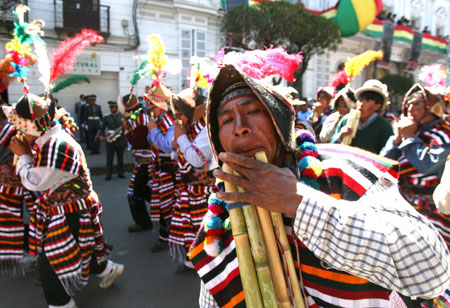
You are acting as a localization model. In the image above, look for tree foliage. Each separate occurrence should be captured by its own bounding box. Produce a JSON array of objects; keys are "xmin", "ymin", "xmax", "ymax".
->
[
  {"xmin": 379, "ymin": 74, "xmax": 414, "ymax": 111},
  {"xmin": 1, "ymin": 0, "xmax": 22, "ymax": 21},
  {"xmin": 222, "ymin": 1, "xmax": 342, "ymax": 95}
]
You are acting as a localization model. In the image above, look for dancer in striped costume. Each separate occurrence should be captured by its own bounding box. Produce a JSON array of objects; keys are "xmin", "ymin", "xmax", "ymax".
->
[
  {"xmin": 0, "ymin": 102, "xmax": 35, "ymax": 275},
  {"xmin": 191, "ymin": 64, "xmax": 450, "ymax": 308},
  {"xmin": 120, "ymin": 93, "xmax": 154, "ymax": 233},
  {"xmin": 145, "ymin": 83, "xmax": 178, "ymax": 252},
  {"xmin": 382, "ymin": 83, "xmax": 450, "ymax": 307},
  {"xmin": 169, "ymin": 88, "xmax": 217, "ymax": 273},
  {"xmin": 6, "ymin": 94, "xmax": 124, "ymax": 308}
]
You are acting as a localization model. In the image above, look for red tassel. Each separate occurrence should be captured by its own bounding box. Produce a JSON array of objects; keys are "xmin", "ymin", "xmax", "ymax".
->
[{"xmin": 49, "ymin": 29, "xmax": 103, "ymax": 82}]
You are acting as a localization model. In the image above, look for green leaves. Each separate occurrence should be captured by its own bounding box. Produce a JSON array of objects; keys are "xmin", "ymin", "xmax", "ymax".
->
[{"xmin": 223, "ymin": 2, "xmax": 341, "ymax": 95}]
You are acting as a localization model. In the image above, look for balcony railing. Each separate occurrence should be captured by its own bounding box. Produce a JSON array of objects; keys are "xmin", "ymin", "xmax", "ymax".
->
[
  {"xmin": 1, "ymin": 0, "xmax": 28, "ymax": 27},
  {"xmin": 54, "ymin": 0, "xmax": 110, "ymax": 37}
]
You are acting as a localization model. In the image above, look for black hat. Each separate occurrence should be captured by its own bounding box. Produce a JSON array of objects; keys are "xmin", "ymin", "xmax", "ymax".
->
[
  {"xmin": 207, "ymin": 64, "xmax": 296, "ymax": 162},
  {"xmin": 85, "ymin": 95, "xmax": 97, "ymax": 100},
  {"xmin": 108, "ymin": 100, "xmax": 117, "ymax": 107}
]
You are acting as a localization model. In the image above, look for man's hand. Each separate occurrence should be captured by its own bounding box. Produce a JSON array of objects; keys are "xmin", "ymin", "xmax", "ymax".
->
[
  {"xmin": 213, "ymin": 152, "xmax": 302, "ymax": 217},
  {"xmin": 121, "ymin": 118, "xmax": 131, "ymax": 131},
  {"xmin": 172, "ymin": 138, "xmax": 179, "ymax": 152},
  {"xmin": 9, "ymin": 135, "xmax": 31, "ymax": 156},
  {"xmin": 147, "ymin": 118, "xmax": 158, "ymax": 131},
  {"xmin": 311, "ymin": 102, "xmax": 325, "ymax": 116},
  {"xmin": 339, "ymin": 125, "xmax": 353, "ymax": 139},
  {"xmin": 397, "ymin": 116, "xmax": 418, "ymax": 140},
  {"xmin": 174, "ymin": 121, "xmax": 187, "ymax": 140}
]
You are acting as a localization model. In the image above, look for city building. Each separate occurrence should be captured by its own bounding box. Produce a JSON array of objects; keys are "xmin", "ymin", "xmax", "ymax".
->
[
  {"xmin": 0, "ymin": 0, "xmax": 223, "ymax": 115},
  {"xmin": 301, "ymin": 0, "xmax": 450, "ymax": 109}
]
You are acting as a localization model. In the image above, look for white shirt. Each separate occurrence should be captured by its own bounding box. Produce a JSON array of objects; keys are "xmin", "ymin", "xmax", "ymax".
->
[{"xmin": 16, "ymin": 125, "xmax": 79, "ymax": 193}]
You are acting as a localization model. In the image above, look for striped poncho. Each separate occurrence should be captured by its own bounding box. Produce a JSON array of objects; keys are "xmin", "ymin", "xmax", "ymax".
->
[
  {"xmin": 27, "ymin": 126, "xmax": 106, "ymax": 293},
  {"xmin": 397, "ymin": 120, "xmax": 450, "ymax": 249},
  {"xmin": 169, "ymin": 117, "xmax": 215, "ymax": 263},
  {"xmin": 0, "ymin": 121, "xmax": 35, "ymax": 275},
  {"xmin": 190, "ymin": 144, "xmax": 403, "ymax": 308},
  {"xmin": 150, "ymin": 110, "xmax": 177, "ymax": 228}
]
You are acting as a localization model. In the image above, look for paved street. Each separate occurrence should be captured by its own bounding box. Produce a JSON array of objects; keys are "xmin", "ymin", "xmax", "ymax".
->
[{"xmin": 0, "ymin": 172, "xmax": 201, "ymax": 308}]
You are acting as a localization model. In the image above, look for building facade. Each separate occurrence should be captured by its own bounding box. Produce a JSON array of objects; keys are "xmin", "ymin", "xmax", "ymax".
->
[
  {"xmin": 301, "ymin": 0, "xmax": 450, "ymax": 106},
  {"xmin": 0, "ymin": 0, "xmax": 223, "ymax": 116}
]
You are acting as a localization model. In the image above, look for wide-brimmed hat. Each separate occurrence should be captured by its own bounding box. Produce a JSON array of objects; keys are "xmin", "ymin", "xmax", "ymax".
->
[
  {"xmin": 2, "ymin": 93, "xmax": 54, "ymax": 136},
  {"xmin": 207, "ymin": 64, "xmax": 296, "ymax": 162},
  {"xmin": 316, "ymin": 87, "xmax": 335, "ymax": 100},
  {"xmin": 146, "ymin": 83, "xmax": 172, "ymax": 110},
  {"xmin": 171, "ymin": 88, "xmax": 206, "ymax": 123},
  {"xmin": 108, "ymin": 100, "xmax": 117, "ymax": 107},
  {"xmin": 332, "ymin": 85, "xmax": 356, "ymax": 110},
  {"xmin": 355, "ymin": 79, "xmax": 389, "ymax": 104},
  {"xmin": 117, "ymin": 93, "xmax": 140, "ymax": 117},
  {"xmin": 402, "ymin": 83, "xmax": 447, "ymax": 119},
  {"xmin": 292, "ymin": 99, "xmax": 307, "ymax": 106},
  {"xmin": 271, "ymin": 85, "xmax": 306, "ymax": 107}
]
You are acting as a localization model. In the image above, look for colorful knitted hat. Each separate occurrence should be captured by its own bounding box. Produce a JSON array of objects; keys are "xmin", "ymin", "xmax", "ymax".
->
[
  {"xmin": 207, "ymin": 64, "xmax": 296, "ymax": 162},
  {"xmin": 2, "ymin": 93, "xmax": 54, "ymax": 136}
]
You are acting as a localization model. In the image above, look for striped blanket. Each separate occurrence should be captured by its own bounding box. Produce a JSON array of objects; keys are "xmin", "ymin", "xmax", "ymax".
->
[{"xmin": 189, "ymin": 144, "xmax": 399, "ymax": 307}]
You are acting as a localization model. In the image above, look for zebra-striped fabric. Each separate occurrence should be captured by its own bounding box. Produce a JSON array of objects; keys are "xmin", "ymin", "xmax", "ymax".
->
[{"xmin": 0, "ymin": 121, "xmax": 15, "ymax": 146}]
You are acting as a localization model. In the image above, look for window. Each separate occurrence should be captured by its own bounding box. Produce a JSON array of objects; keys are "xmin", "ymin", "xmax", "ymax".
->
[
  {"xmin": 180, "ymin": 29, "xmax": 207, "ymax": 79},
  {"xmin": 314, "ymin": 53, "xmax": 331, "ymax": 90}
]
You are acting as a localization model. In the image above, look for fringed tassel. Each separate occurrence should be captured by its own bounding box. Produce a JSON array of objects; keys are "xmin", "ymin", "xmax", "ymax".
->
[{"xmin": 169, "ymin": 243, "xmax": 187, "ymax": 265}]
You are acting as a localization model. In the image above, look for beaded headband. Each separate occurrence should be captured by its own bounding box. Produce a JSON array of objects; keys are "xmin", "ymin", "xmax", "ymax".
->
[{"xmin": 217, "ymin": 82, "xmax": 254, "ymax": 113}]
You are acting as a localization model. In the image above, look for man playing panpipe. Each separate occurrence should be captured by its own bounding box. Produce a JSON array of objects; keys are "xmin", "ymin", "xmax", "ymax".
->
[
  {"xmin": 330, "ymin": 79, "xmax": 393, "ymax": 154},
  {"xmin": 189, "ymin": 64, "xmax": 450, "ymax": 308}
]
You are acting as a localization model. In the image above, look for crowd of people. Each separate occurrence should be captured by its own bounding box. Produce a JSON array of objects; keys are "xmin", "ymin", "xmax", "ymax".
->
[{"xmin": 1, "ymin": 9, "xmax": 450, "ymax": 307}]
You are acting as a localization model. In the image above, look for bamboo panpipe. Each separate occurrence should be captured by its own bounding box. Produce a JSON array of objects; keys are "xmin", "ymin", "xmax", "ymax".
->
[
  {"xmin": 222, "ymin": 163, "xmax": 264, "ymax": 308},
  {"xmin": 229, "ymin": 152, "xmax": 291, "ymax": 308},
  {"xmin": 255, "ymin": 152, "xmax": 306, "ymax": 308},
  {"xmin": 341, "ymin": 109, "xmax": 360, "ymax": 145},
  {"xmin": 233, "ymin": 171, "xmax": 278, "ymax": 307}
]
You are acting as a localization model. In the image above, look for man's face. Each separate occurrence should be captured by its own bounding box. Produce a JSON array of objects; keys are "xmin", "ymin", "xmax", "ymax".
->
[
  {"xmin": 175, "ymin": 110, "xmax": 188, "ymax": 124},
  {"xmin": 80, "ymin": 95, "xmax": 85, "ymax": 101},
  {"xmin": 406, "ymin": 98, "xmax": 427, "ymax": 123},
  {"xmin": 218, "ymin": 95, "xmax": 278, "ymax": 163},
  {"xmin": 88, "ymin": 99, "xmax": 95, "ymax": 105},
  {"xmin": 23, "ymin": 132, "xmax": 38, "ymax": 147},
  {"xmin": 318, "ymin": 92, "xmax": 331, "ymax": 108},
  {"xmin": 299, "ymin": 104, "xmax": 308, "ymax": 112},
  {"xmin": 110, "ymin": 106, "xmax": 117, "ymax": 113},
  {"xmin": 357, "ymin": 97, "xmax": 381, "ymax": 119}
]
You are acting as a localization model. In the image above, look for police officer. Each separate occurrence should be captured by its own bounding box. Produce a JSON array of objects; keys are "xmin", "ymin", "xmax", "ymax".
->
[
  {"xmin": 97, "ymin": 101, "xmax": 126, "ymax": 180},
  {"xmin": 84, "ymin": 94, "xmax": 103, "ymax": 154}
]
